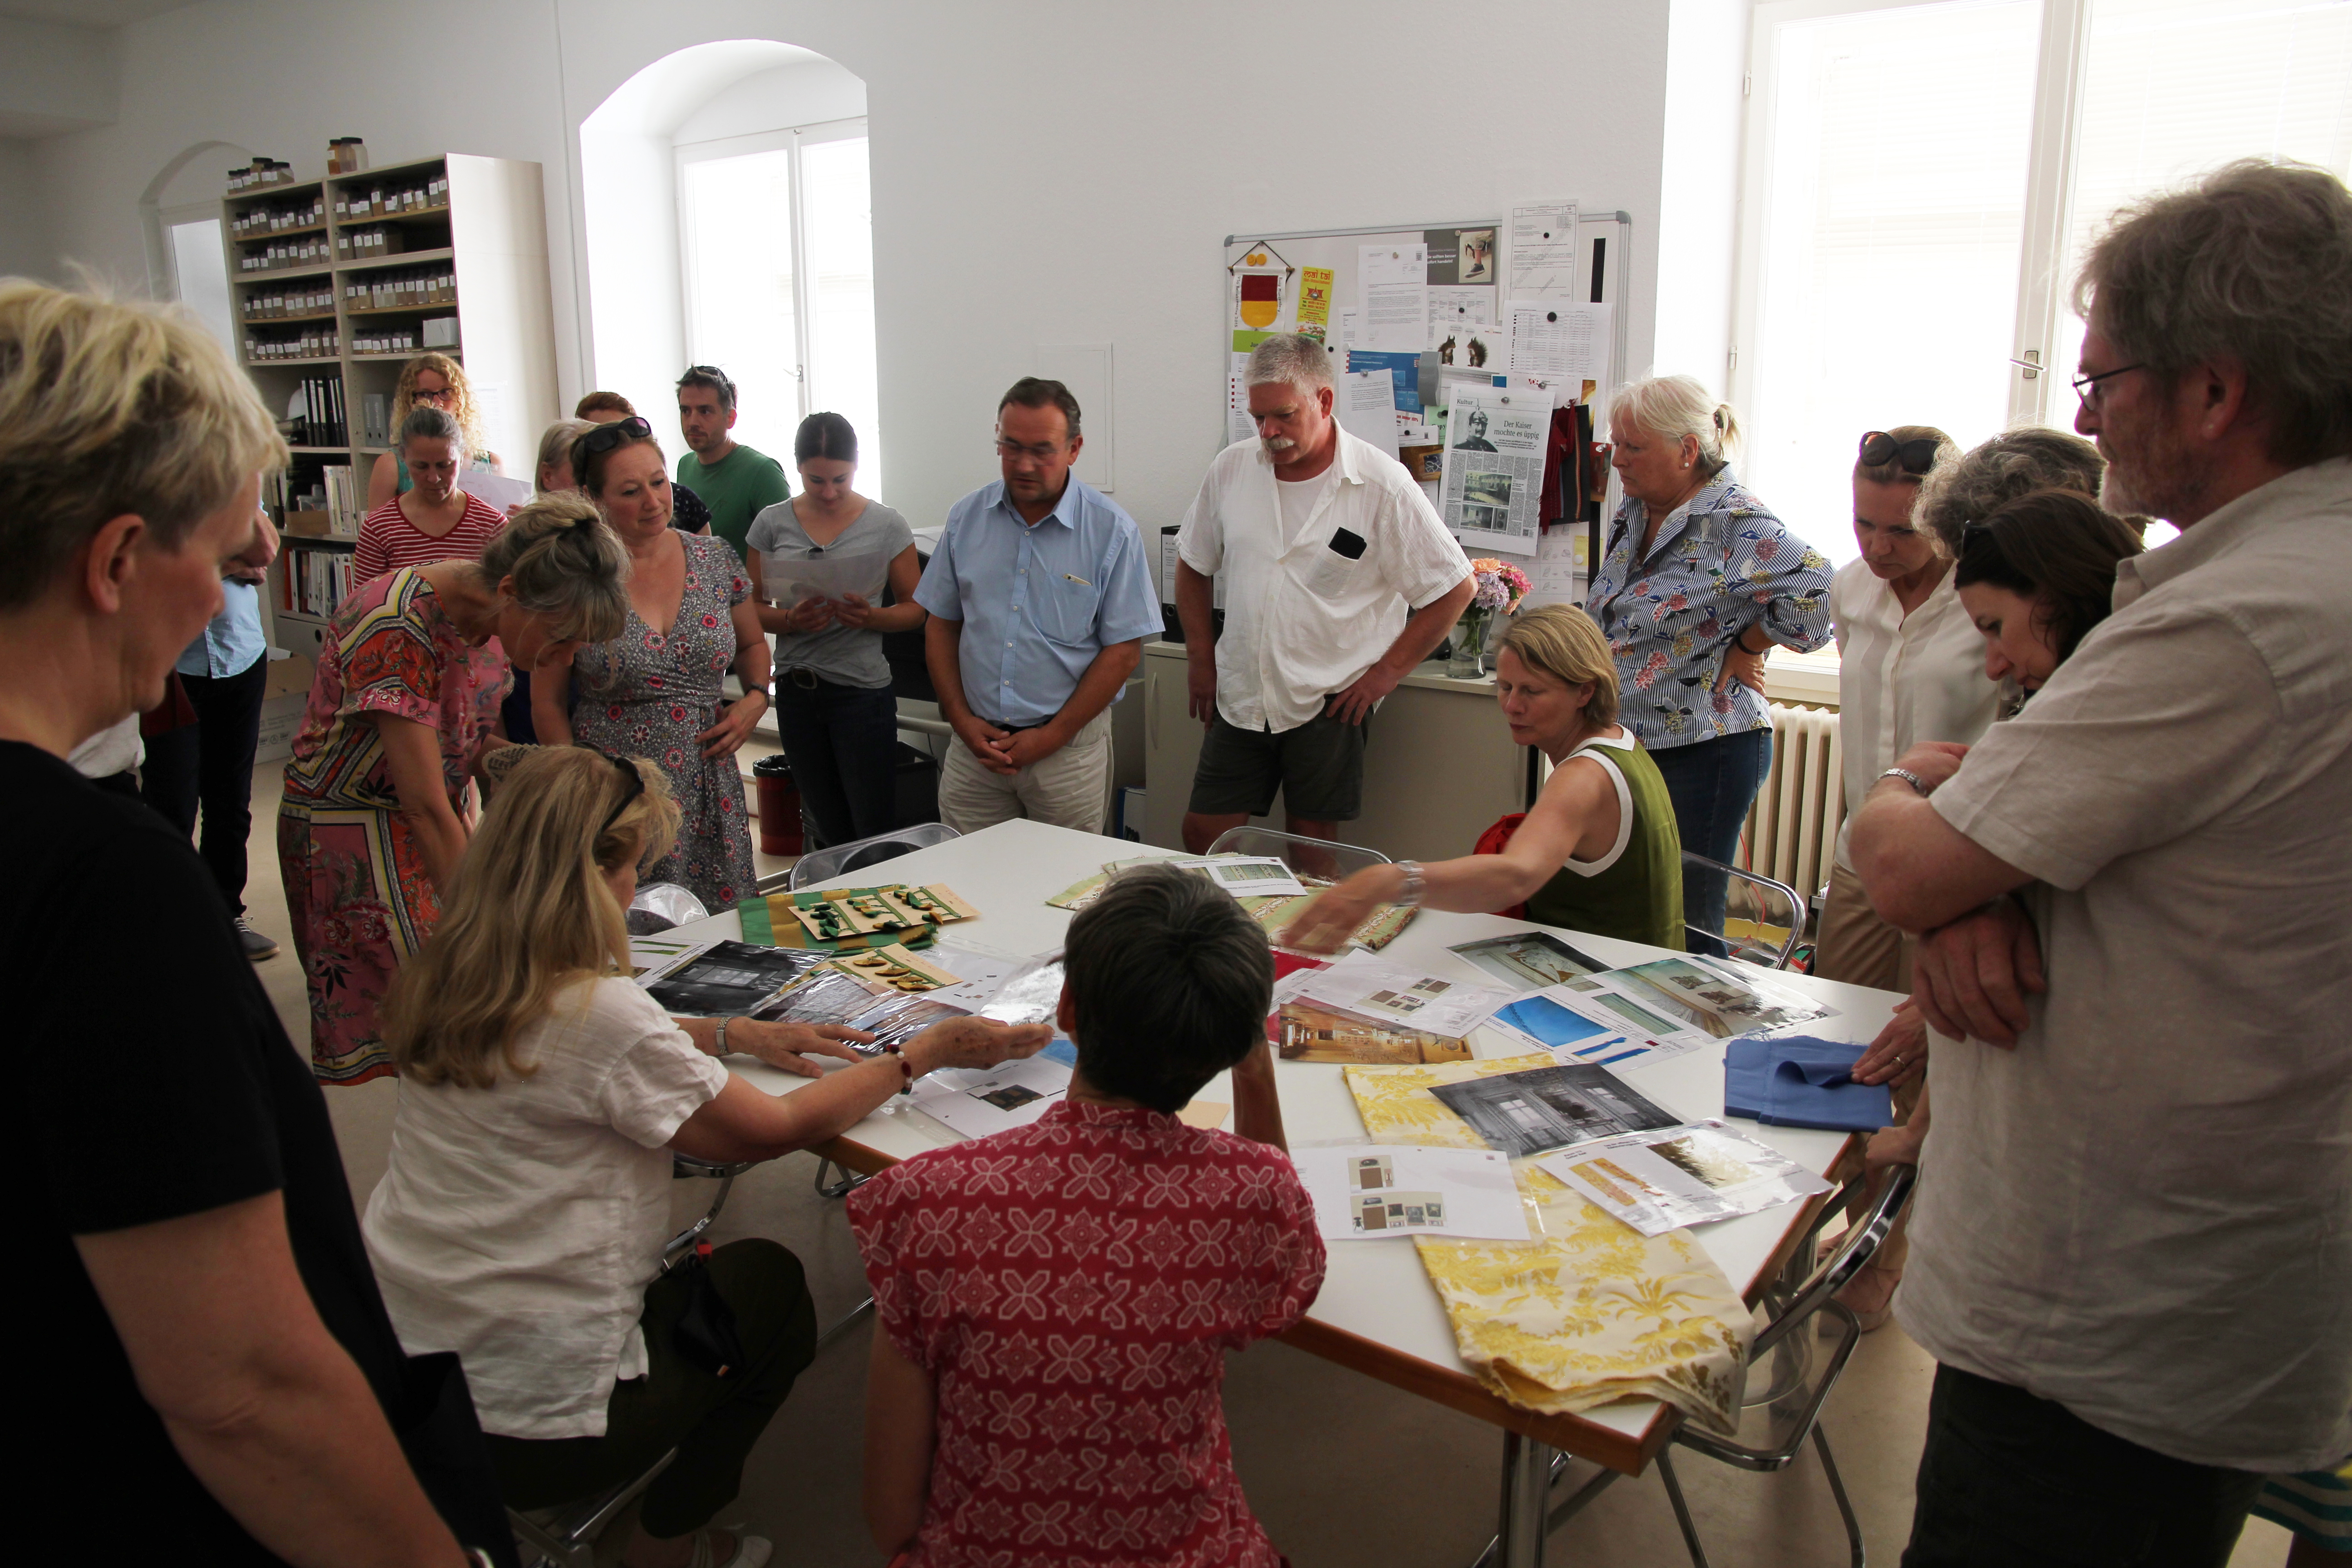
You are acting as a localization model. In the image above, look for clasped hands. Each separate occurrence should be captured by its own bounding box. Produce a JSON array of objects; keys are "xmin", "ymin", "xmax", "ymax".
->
[
  {"xmin": 784, "ymin": 592, "xmax": 885, "ymax": 635},
  {"xmin": 954, "ymin": 713, "xmax": 1066, "ymax": 775}
]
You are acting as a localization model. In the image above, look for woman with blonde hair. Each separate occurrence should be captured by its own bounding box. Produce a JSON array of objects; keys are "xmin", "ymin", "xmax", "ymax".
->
[
  {"xmin": 1285, "ymin": 605, "xmax": 1683, "ymax": 951},
  {"xmin": 364, "ymin": 745, "xmax": 1048, "ymax": 1568},
  {"xmin": 0, "ymin": 279, "xmax": 510, "ymax": 1563},
  {"xmin": 365, "ymin": 350, "xmax": 503, "ymax": 510},
  {"xmin": 1587, "ymin": 374, "xmax": 1833, "ymax": 945},
  {"xmin": 281, "ymin": 491, "xmax": 630, "ymax": 1084}
]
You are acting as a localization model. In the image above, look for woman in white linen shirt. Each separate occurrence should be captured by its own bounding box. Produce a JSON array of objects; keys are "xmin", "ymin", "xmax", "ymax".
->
[
  {"xmin": 1814, "ymin": 426, "xmax": 1994, "ymax": 993},
  {"xmin": 363, "ymin": 745, "xmax": 1048, "ymax": 1568}
]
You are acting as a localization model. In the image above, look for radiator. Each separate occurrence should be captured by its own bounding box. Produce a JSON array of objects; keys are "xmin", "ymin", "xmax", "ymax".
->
[{"xmin": 1744, "ymin": 705, "xmax": 1843, "ymax": 906}]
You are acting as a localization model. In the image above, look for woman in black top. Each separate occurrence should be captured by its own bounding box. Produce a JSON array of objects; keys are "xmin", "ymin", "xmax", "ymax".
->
[{"xmin": 0, "ymin": 280, "xmax": 510, "ymax": 1566}]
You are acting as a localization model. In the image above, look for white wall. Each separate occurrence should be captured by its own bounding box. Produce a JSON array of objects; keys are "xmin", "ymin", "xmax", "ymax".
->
[
  {"xmin": 19, "ymin": 0, "xmax": 1679, "ymax": 536},
  {"xmin": 0, "ymin": 138, "xmax": 51, "ymax": 279},
  {"xmin": 0, "ymin": 16, "xmax": 117, "ymax": 138},
  {"xmin": 1655, "ymin": 0, "xmax": 1752, "ymax": 397}
]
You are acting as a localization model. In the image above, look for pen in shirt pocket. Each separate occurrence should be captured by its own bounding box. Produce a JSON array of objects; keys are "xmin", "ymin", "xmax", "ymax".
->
[{"xmin": 1063, "ymin": 572, "xmax": 1092, "ymax": 586}]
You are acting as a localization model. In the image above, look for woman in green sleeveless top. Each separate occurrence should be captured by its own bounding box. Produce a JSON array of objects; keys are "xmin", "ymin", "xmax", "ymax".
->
[{"xmin": 1284, "ymin": 605, "xmax": 1684, "ymax": 952}]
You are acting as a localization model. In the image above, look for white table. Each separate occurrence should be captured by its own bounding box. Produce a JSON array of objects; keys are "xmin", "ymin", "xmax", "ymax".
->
[{"xmin": 667, "ymin": 818, "xmax": 1901, "ymax": 1566}]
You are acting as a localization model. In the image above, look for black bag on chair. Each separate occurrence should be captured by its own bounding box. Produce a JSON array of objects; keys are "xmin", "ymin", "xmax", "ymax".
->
[{"xmin": 671, "ymin": 1241, "xmax": 746, "ymax": 1379}]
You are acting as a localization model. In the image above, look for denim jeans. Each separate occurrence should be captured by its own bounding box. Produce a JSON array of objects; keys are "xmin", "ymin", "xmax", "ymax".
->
[
  {"xmin": 1904, "ymin": 1365, "xmax": 2263, "ymax": 1568},
  {"xmin": 772, "ymin": 672, "xmax": 901, "ymax": 850},
  {"xmin": 1646, "ymin": 726, "xmax": 1773, "ymax": 948}
]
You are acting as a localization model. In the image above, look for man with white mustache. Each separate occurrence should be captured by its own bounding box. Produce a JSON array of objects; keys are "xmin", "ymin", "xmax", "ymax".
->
[{"xmin": 1173, "ymin": 333, "xmax": 1472, "ymax": 855}]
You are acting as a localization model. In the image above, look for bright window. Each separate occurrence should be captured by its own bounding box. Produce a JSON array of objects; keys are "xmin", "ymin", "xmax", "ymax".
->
[
  {"xmin": 678, "ymin": 120, "xmax": 880, "ymax": 494},
  {"xmin": 166, "ymin": 212, "xmax": 235, "ymax": 351},
  {"xmin": 1738, "ymin": 0, "xmax": 2352, "ymax": 566}
]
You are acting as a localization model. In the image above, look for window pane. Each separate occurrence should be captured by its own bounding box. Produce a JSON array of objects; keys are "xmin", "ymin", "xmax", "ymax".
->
[
  {"xmin": 169, "ymin": 219, "xmax": 235, "ymax": 352},
  {"xmin": 800, "ymin": 136, "xmax": 881, "ymax": 496},
  {"xmin": 2050, "ymin": 0, "xmax": 2352, "ymax": 428},
  {"xmin": 681, "ymin": 149, "xmax": 799, "ymax": 469},
  {"xmin": 1748, "ymin": 0, "xmax": 2042, "ymax": 566}
]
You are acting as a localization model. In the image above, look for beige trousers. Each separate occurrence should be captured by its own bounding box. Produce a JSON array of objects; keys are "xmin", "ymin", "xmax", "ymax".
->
[
  {"xmin": 1813, "ymin": 859, "xmax": 1912, "ymax": 993},
  {"xmin": 937, "ymin": 706, "xmax": 1115, "ymax": 837}
]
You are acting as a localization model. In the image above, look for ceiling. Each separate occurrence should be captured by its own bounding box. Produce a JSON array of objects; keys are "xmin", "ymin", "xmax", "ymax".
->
[{"xmin": 0, "ymin": 0, "xmax": 199, "ymax": 24}]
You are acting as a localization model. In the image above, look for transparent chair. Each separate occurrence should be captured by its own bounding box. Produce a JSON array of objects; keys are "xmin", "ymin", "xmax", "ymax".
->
[
  {"xmin": 1681, "ymin": 851, "xmax": 1806, "ymax": 970},
  {"xmin": 506, "ymin": 1155, "xmax": 751, "ymax": 1567},
  {"xmin": 1470, "ymin": 1163, "xmax": 1918, "ymax": 1568},
  {"xmin": 785, "ymin": 822, "xmax": 960, "ymax": 892},
  {"xmin": 1202, "ymin": 825, "xmax": 1391, "ymax": 886}
]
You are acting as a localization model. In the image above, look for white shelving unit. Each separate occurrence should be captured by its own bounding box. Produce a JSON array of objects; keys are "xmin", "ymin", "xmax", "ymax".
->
[{"xmin": 225, "ymin": 152, "xmax": 559, "ymax": 657}]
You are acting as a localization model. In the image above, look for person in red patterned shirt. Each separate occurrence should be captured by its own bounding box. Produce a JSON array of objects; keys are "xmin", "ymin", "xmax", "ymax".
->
[{"xmin": 851, "ymin": 862, "xmax": 1325, "ymax": 1568}]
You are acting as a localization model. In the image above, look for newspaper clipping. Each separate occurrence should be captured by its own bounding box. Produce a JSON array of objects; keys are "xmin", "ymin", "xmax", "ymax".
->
[{"xmin": 1440, "ymin": 382, "xmax": 1545, "ymax": 556}]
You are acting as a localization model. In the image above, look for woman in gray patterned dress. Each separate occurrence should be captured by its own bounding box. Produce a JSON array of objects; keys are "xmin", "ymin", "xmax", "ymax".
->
[{"xmin": 533, "ymin": 417, "xmax": 769, "ymax": 910}]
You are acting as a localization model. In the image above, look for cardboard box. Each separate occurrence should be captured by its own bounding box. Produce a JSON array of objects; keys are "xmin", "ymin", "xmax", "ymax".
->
[
  {"xmin": 254, "ymin": 654, "xmax": 315, "ymax": 764},
  {"xmin": 283, "ymin": 510, "xmax": 331, "ymax": 538}
]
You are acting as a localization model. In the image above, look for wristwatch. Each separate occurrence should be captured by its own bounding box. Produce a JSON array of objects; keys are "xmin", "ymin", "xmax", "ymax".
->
[
  {"xmin": 1880, "ymin": 767, "xmax": 1931, "ymax": 795},
  {"xmin": 715, "ymin": 1016, "xmax": 733, "ymax": 1055},
  {"xmin": 1393, "ymin": 860, "xmax": 1427, "ymax": 908}
]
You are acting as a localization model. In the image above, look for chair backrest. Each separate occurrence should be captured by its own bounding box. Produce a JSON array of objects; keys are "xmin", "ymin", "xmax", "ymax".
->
[
  {"xmin": 1753, "ymin": 1163, "xmax": 1917, "ymax": 1359},
  {"xmin": 787, "ymin": 821, "xmax": 961, "ymax": 891},
  {"xmin": 1681, "ymin": 850, "xmax": 1805, "ymax": 970},
  {"xmin": 1203, "ymin": 826, "xmax": 1392, "ymax": 883}
]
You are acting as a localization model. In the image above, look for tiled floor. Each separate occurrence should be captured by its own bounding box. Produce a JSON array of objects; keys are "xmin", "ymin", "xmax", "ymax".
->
[{"xmin": 226, "ymin": 755, "xmax": 2293, "ymax": 1567}]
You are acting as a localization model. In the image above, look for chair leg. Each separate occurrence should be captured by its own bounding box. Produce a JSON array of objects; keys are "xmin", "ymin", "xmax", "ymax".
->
[
  {"xmin": 813, "ymin": 1159, "xmax": 867, "ymax": 1199},
  {"xmin": 815, "ymin": 1294, "xmax": 876, "ymax": 1353},
  {"xmin": 1812, "ymin": 1424, "xmax": 1867, "ymax": 1568},
  {"xmin": 1656, "ymin": 1450, "xmax": 1713, "ymax": 1568}
]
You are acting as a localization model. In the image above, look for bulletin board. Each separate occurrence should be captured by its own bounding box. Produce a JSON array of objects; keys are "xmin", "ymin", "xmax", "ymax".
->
[{"xmin": 1220, "ymin": 208, "xmax": 1632, "ymax": 595}]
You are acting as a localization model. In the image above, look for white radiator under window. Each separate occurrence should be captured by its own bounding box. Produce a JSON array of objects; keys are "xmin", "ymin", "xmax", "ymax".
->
[{"xmin": 1744, "ymin": 705, "xmax": 1844, "ymax": 906}]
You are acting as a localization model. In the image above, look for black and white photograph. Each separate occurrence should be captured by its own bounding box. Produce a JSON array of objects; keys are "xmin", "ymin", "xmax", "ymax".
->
[
  {"xmin": 1430, "ymin": 1062, "xmax": 1684, "ymax": 1158},
  {"xmin": 1451, "ymin": 407, "xmax": 1498, "ymax": 451},
  {"xmin": 648, "ymin": 941, "xmax": 828, "ymax": 1016},
  {"xmin": 1463, "ymin": 470, "xmax": 1513, "ymax": 509}
]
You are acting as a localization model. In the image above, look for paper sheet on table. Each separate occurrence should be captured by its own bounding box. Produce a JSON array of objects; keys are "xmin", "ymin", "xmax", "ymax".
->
[
  {"xmin": 978, "ymin": 953, "xmax": 1066, "ymax": 1027},
  {"xmin": 1598, "ymin": 956, "xmax": 1839, "ymax": 1040},
  {"xmin": 909, "ymin": 1054, "xmax": 1073, "ymax": 1140},
  {"xmin": 1292, "ymin": 1144, "xmax": 1531, "ymax": 1242},
  {"xmin": 1166, "ymin": 855, "xmax": 1304, "ymax": 898},
  {"xmin": 629, "ymin": 936, "xmax": 717, "ymax": 984},
  {"xmin": 457, "ymin": 471, "xmax": 533, "ymax": 512},
  {"xmin": 1293, "ymin": 949, "xmax": 1519, "ymax": 1038},
  {"xmin": 1447, "ymin": 931, "xmax": 1608, "ymax": 991},
  {"xmin": 1439, "ymin": 382, "xmax": 1546, "ymax": 555},
  {"xmin": 1427, "ymin": 1059, "xmax": 1686, "ymax": 1159},
  {"xmin": 1335, "ymin": 370, "xmax": 1401, "ymax": 459},
  {"xmin": 1484, "ymin": 986, "xmax": 1699, "ymax": 1072},
  {"xmin": 758, "ymin": 550, "xmax": 890, "ymax": 607},
  {"xmin": 1538, "ymin": 1120, "xmax": 1833, "ymax": 1237},
  {"xmin": 647, "ymin": 941, "xmax": 828, "ymax": 1015},
  {"xmin": 1507, "ymin": 200, "xmax": 1580, "ymax": 297},
  {"xmin": 924, "ymin": 946, "xmax": 1022, "ymax": 1010}
]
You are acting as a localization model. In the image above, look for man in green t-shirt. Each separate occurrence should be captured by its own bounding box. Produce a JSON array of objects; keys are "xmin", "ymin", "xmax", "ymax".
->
[{"xmin": 675, "ymin": 364, "xmax": 790, "ymax": 560}]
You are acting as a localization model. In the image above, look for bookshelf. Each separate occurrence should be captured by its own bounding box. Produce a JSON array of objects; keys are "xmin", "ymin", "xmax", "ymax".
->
[{"xmin": 227, "ymin": 152, "xmax": 560, "ymax": 636}]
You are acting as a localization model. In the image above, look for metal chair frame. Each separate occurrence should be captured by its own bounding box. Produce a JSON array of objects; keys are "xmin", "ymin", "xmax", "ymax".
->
[
  {"xmin": 1467, "ymin": 1164, "xmax": 1917, "ymax": 1568},
  {"xmin": 1202, "ymin": 825, "xmax": 1392, "ymax": 880},
  {"xmin": 1681, "ymin": 849, "xmax": 1807, "ymax": 970},
  {"xmin": 785, "ymin": 822, "xmax": 961, "ymax": 892}
]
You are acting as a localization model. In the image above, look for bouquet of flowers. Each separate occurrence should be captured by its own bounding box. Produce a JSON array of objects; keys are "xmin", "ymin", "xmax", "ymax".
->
[{"xmin": 1450, "ymin": 558, "xmax": 1534, "ymax": 676}]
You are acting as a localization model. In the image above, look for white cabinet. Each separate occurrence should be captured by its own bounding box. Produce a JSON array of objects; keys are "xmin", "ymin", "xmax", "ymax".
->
[{"xmin": 1139, "ymin": 641, "xmax": 1530, "ymax": 862}]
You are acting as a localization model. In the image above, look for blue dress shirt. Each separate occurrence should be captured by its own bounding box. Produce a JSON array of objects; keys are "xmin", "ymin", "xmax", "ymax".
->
[
  {"xmin": 174, "ymin": 578, "xmax": 268, "ymax": 680},
  {"xmin": 914, "ymin": 477, "xmax": 1163, "ymax": 727}
]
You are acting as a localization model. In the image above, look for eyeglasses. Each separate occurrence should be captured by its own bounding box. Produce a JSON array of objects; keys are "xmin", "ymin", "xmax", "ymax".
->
[
  {"xmin": 579, "ymin": 745, "xmax": 645, "ymax": 841},
  {"xmin": 412, "ymin": 386, "xmax": 452, "ymax": 403},
  {"xmin": 681, "ymin": 365, "xmax": 736, "ymax": 399},
  {"xmin": 576, "ymin": 415, "xmax": 654, "ymax": 458},
  {"xmin": 2071, "ymin": 363, "xmax": 2145, "ymax": 409},
  {"xmin": 994, "ymin": 436, "xmax": 1068, "ymax": 462},
  {"xmin": 1858, "ymin": 431, "xmax": 1939, "ymax": 476}
]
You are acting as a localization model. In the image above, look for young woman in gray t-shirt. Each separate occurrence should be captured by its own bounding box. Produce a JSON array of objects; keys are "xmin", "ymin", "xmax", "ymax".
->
[{"xmin": 744, "ymin": 413, "xmax": 924, "ymax": 846}]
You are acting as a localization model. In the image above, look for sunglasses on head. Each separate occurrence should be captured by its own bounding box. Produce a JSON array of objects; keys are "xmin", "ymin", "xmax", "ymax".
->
[
  {"xmin": 1859, "ymin": 431, "xmax": 1940, "ymax": 477},
  {"xmin": 578, "ymin": 745, "xmax": 645, "ymax": 841},
  {"xmin": 577, "ymin": 415, "xmax": 654, "ymax": 458}
]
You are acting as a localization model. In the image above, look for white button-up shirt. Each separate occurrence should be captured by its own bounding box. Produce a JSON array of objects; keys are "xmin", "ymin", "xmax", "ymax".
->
[
  {"xmin": 1176, "ymin": 428, "xmax": 1469, "ymax": 733},
  {"xmin": 1828, "ymin": 557, "xmax": 1999, "ymax": 868}
]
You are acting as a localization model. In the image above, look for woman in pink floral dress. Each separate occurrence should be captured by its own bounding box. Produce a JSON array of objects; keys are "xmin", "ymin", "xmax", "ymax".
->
[
  {"xmin": 280, "ymin": 496, "xmax": 629, "ymax": 1083},
  {"xmin": 535, "ymin": 417, "xmax": 770, "ymax": 912}
]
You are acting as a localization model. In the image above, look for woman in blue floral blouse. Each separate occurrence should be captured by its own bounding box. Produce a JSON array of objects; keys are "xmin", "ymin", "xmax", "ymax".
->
[{"xmin": 1586, "ymin": 375, "xmax": 1833, "ymax": 940}]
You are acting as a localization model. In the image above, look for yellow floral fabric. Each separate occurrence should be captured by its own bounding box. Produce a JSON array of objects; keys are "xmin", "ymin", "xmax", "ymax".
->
[{"xmin": 1345, "ymin": 1055, "xmax": 1752, "ymax": 1433}]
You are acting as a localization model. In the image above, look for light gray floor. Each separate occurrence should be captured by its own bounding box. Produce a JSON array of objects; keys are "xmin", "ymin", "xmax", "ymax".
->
[{"xmin": 230, "ymin": 755, "xmax": 2292, "ymax": 1567}]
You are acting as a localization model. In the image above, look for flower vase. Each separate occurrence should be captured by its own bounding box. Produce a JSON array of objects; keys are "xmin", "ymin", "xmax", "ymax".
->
[{"xmin": 1447, "ymin": 610, "xmax": 1492, "ymax": 679}]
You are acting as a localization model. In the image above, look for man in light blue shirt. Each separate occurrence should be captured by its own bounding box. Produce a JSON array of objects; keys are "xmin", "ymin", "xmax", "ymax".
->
[
  {"xmin": 916, "ymin": 378, "xmax": 1161, "ymax": 834},
  {"xmin": 141, "ymin": 533, "xmax": 279, "ymax": 961}
]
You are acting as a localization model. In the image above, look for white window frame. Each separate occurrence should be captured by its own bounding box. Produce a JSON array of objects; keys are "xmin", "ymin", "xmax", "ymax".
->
[
  {"xmin": 674, "ymin": 115, "xmax": 868, "ymax": 425},
  {"xmin": 1731, "ymin": 0, "xmax": 2092, "ymax": 447},
  {"xmin": 161, "ymin": 198, "xmax": 238, "ymax": 352}
]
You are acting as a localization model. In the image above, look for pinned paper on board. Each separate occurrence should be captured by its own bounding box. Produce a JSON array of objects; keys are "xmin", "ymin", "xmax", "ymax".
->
[
  {"xmin": 1296, "ymin": 266, "xmax": 1334, "ymax": 339},
  {"xmin": 1508, "ymin": 199, "xmax": 1581, "ymax": 298},
  {"xmin": 1229, "ymin": 245, "xmax": 1294, "ymax": 333}
]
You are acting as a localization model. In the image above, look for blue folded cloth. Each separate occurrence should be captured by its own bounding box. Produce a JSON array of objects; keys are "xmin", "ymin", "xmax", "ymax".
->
[{"xmin": 1723, "ymin": 1034, "xmax": 1893, "ymax": 1133}]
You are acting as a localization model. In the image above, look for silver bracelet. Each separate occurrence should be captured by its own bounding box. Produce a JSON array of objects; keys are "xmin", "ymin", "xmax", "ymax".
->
[
  {"xmin": 1880, "ymin": 767, "xmax": 1931, "ymax": 796},
  {"xmin": 715, "ymin": 1016, "xmax": 732, "ymax": 1055},
  {"xmin": 1393, "ymin": 859, "xmax": 1427, "ymax": 908}
]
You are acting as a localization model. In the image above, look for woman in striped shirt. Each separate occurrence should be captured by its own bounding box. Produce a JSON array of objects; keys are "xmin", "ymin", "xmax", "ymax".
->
[{"xmin": 354, "ymin": 407, "xmax": 507, "ymax": 583}]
